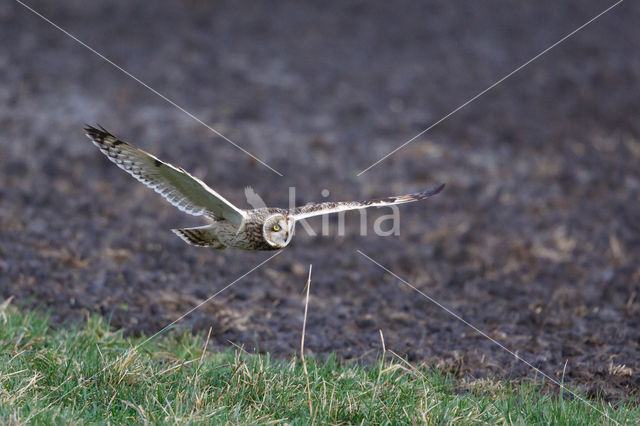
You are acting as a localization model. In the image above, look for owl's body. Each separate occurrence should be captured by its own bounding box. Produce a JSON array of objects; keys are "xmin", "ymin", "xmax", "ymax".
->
[
  {"xmin": 174, "ymin": 208, "xmax": 290, "ymax": 250},
  {"xmin": 85, "ymin": 126, "xmax": 443, "ymax": 251}
]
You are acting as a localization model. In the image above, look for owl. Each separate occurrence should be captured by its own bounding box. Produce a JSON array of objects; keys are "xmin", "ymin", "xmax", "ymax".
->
[{"xmin": 85, "ymin": 126, "xmax": 444, "ymax": 251}]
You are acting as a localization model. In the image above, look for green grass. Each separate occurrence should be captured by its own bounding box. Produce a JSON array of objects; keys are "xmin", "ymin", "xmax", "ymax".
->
[{"xmin": 0, "ymin": 300, "xmax": 636, "ymax": 424}]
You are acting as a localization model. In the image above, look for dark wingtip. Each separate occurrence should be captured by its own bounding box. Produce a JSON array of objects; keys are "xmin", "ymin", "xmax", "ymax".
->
[
  {"xmin": 427, "ymin": 183, "xmax": 445, "ymax": 196},
  {"xmin": 84, "ymin": 124, "xmax": 112, "ymax": 139}
]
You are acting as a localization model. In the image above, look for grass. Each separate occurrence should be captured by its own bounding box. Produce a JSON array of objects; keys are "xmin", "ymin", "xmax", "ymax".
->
[{"xmin": 0, "ymin": 299, "xmax": 637, "ymax": 424}]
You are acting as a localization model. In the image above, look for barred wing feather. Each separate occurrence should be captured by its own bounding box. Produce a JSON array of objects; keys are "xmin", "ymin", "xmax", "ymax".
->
[
  {"xmin": 289, "ymin": 184, "xmax": 445, "ymax": 220},
  {"xmin": 85, "ymin": 125, "xmax": 247, "ymax": 226}
]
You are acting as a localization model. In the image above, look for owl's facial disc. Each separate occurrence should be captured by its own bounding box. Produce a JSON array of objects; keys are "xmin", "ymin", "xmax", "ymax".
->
[{"xmin": 263, "ymin": 214, "xmax": 294, "ymax": 248}]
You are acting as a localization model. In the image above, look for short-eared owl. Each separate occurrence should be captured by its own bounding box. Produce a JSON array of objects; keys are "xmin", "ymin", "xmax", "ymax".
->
[{"xmin": 85, "ymin": 126, "xmax": 444, "ymax": 251}]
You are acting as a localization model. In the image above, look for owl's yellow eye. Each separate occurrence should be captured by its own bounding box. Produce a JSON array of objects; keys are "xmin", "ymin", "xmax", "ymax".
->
[{"xmin": 272, "ymin": 224, "xmax": 280, "ymax": 232}]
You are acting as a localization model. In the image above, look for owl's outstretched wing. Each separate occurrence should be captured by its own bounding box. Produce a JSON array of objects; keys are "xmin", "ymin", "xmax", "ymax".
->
[
  {"xmin": 289, "ymin": 184, "xmax": 445, "ymax": 221},
  {"xmin": 85, "ymin": 125, "xmax": 247, "ymax": 226}
]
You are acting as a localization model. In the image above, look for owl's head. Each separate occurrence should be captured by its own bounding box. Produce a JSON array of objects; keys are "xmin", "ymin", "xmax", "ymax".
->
[{"xmin": 263, "ymin": 214, "xmax": 295, "ymax": 248}]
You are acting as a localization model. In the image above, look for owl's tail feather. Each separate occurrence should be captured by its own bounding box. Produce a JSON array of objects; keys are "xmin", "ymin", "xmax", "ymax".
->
[{"xmin": 172, "ymin": 225, "xmax": 226, "ymax": 249}]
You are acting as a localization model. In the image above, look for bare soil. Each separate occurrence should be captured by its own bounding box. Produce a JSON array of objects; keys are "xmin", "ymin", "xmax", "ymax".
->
[{"xmin": 1, "ymin": 0, "xmax": 639, "ymax": 402}]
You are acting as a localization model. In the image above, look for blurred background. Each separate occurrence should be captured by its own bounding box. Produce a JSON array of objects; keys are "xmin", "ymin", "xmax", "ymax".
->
[{"xmin": 1, "ymin": 0, "xmax": 638, "ymax": 400}]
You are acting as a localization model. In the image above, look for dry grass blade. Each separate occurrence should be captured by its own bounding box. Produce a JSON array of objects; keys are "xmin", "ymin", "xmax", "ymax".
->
[
  {"xmin": 300, "ymin": 264, "xmax": 314, "ymax": 419},
  {"xmin": 0, "ymin": 297, "xmax": 14, "ymax": 323},
  {"xmin": 372, "ymin": 330, "xmax": 387, "ymax": 403},
  {"xmin": 121, "ymin": 399, "xmax": 147, "ymax": 423}
]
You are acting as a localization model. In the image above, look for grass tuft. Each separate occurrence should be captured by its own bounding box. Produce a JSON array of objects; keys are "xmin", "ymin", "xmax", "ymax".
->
[{"xmin": 0, "ymin": 300, "xmax": 637, "ymax": 424}]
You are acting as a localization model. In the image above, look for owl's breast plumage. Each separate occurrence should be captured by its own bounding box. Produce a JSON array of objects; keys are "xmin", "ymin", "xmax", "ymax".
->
[{"xmin": 214, "ymin": 208, "xmax": 285, "ymax": 250}]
